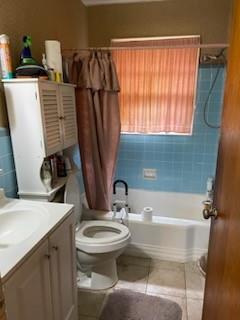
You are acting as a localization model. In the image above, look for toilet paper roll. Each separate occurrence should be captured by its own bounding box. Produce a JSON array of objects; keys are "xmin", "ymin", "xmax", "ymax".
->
[
  {"xmin": 45, "ymin": 40, "xmax": 63, "ymax": 74},
  {"xmin": 142, "ymin": 207, "xmax": 153, "ymax": 222}
]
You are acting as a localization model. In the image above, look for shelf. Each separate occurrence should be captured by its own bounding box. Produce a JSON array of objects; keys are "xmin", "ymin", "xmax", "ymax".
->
[
  {"xmin": 2, "ymin": 78, "xmax": 76, "ymax": 88},
  {"xmin": 18, "ymin": 169, "xmax": 78, "ymax": 201}
]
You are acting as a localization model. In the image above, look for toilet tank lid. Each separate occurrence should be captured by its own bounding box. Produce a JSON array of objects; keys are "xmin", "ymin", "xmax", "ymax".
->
[{"xmin": 64, "ymin": 173, "xmax": 82, "ymax": 222}]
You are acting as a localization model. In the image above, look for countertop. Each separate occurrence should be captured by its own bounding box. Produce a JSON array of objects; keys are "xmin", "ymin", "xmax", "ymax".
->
[{"xmin": 0, "ymin": 193, "xmax": 73, "ymax": 282}]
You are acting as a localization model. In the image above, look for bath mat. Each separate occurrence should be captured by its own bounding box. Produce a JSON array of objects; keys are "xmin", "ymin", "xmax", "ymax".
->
[{"xmin": 99, "ymin": 289, "xmax": 182, "ymax": 320}]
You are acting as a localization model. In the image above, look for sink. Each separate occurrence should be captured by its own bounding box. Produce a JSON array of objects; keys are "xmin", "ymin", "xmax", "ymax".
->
[{"xmin": 0, "ymin": 209, "xmax": 49, "ymax": 248}]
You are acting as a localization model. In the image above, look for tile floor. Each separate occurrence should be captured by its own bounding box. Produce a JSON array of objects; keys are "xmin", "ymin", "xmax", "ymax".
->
[{"xmin": 78, "ymin": 255, "xmax": 205, "ymax": 320}]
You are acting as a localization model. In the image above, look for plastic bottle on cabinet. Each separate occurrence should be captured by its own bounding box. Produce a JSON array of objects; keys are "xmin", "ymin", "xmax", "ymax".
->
[
  {"xmin": 0, "ymin": 34, "xmax": 13, "ymax": 79},
  {"xmin": 56, "ymin": 154, "xmax": 67, "ymax": 177}
]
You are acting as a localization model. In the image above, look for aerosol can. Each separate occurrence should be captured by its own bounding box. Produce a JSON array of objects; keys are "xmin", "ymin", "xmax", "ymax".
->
[{"xmin": 0, "ymin": 34, "xmax": 13, "ymax": 79}]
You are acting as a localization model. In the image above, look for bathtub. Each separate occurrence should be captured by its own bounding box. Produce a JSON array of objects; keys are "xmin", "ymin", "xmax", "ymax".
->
[
  {"xmin": 114, "ymin": 189, "xmax": 210, "ymax": 262},
  {"xmin": 84, "ymin": 188, "xmax": 210, "ymax": 263}
]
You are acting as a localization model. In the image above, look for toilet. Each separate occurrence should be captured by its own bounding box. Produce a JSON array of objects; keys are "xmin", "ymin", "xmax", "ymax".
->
[{"xmin": 64, "ymin": 173, "xmax": 131, "ymax": 290}]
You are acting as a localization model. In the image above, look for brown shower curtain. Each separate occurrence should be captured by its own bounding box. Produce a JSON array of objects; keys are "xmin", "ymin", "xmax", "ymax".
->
[{"xmin": 68, "ymin": 51, "xmax": 121, "ymax": 211}]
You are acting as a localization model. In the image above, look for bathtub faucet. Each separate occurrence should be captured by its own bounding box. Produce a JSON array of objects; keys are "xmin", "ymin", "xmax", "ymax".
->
[{"xmin": 113, "ymin": 179, "xmax": 128, "ymax": 196}]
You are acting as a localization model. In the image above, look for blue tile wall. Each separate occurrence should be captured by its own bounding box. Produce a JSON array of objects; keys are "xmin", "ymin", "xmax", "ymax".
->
[
  {"xmin": 0, "ymin": 128, "xmax": 17, "ymax": 198},
  {"xmin": 115, "ymin": 65, "xmax": 225, "ymax": 194},
  {"xmin": 0, "ymin": 65, "xmax": 224, "ymax": 198}
]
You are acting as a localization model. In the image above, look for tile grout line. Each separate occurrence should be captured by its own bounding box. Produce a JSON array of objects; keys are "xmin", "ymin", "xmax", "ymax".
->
[
  {"xmin": 97, "ymin": 291, "xmax": 109, "ymax": 320},
  {"xmin": 145, "ymin": 260, "xmax": 151, "ymax": 294},
  {"xmin": 184, "ymin": 264, "xmax": 189, "ymax": 320}
]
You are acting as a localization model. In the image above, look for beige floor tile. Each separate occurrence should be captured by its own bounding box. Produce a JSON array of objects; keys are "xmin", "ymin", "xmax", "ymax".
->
[
  {"xmin": 115, "ymin": 264, "xmax": 149, "ymax": 293},
  {"xmin": 147, "ymin": 267, "xmax": 186, "ymax": 297},
  {"xmin": 185, "ymin": 270, "xmax": 205, "ymax": 299},
  {"xmin": 117, "ymin": 254, "xmax": 151, "ymax": 267},
  {"xmin": 78, "ymin": 290, "xmax": 106, "ymax": 317},
  {"xmin": 185, "ymin": 261, "xmax": 201, "ymax": 274},
  {"xmin": 147, "ymin": 292, "xmax": 187, "ymax": 320},
  {"xmin": 151, "ymin": 259, "xmax": 185, "ymax": 272},
  {"xmin": 187, "ymin": 298, "xmax": 203, "ymax": 320}
]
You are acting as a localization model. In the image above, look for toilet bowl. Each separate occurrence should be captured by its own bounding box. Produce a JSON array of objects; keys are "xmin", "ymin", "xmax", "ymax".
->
[{"xmin": 64, "ymin": 173, "xmax": 131, "ymax": 290}]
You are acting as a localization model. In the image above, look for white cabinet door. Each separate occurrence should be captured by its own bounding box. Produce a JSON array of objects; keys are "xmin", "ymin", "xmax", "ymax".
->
[
  {"xmin": 59, "ymin": 85, "xmax": 78, "ymax": 149},
  {"xmin": 4, "ymin": 240, "xmax": 53, "ymax": 320},
  {"xmin": 49, "ymin": 214, "xmax": 78, "ymax": 320},
  {"xmin": 39, "ymin": 82, "xmax": 63, "ymax": 156}
]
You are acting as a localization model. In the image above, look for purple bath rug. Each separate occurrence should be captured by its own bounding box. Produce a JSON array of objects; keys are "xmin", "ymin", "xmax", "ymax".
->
[{"xmin": 99, "ymin": 289, "xmax": 182, "ymax": 320}]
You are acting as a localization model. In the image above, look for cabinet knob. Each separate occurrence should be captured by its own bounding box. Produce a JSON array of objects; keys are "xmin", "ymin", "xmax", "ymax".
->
[
  {"xmin": 45, "ymin": 254, "xmax": 51, "ymax": 259},
  {"xmin": 52, "ymin": 246, "xmax": 59, "ymax": 251},
  {"xmin": 59, "ymin": 116, "xmax": 65, "ymax": 120}
]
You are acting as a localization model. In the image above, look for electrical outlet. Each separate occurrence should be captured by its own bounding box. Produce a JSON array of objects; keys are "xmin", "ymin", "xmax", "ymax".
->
[{"xmin": 143, "ymin": 168, "xmax": 157, "ymax": 180}]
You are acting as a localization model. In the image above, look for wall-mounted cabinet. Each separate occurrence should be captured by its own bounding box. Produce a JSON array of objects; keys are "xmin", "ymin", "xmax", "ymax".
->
[{"xmin": 3, "ymin": 79, "xmax": 78, "ymax": 201}]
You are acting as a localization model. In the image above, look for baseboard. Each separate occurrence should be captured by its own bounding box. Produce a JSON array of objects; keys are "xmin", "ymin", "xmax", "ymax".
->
[{"xmin": 125, "ymin": 242, "xmax": 206, "ymax": 263}]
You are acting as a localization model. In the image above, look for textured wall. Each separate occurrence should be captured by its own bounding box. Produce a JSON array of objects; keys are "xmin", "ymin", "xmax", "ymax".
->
[
  {"xmin": 0, "ymin": 0, "xmax": 88, "ymax": 64},
  {"xmin": 0, "ymin": 130, "xmax": 16, "ymax": 197},
  {"xmin": 0, "ymin": 0, "xmax": 88, "ymax": 128},
  {"xmin": 115, "ymin": 66, "xmax": 225, "ymax": 194},
  {"xmin": 88, "ymin": 0, "xmax": 232, "ymax": 47}
]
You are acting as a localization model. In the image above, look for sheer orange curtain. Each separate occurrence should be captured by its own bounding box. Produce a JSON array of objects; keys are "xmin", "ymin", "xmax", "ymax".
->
[{"xmin": 112, "ymin": 36, "xmax": 200, "ymax": 134}]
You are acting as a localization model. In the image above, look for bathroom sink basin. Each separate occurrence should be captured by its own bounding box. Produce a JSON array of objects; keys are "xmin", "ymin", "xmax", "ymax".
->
[{"xmin": 0, "ymin": 209, "xmax": 49, "ymax": 249}]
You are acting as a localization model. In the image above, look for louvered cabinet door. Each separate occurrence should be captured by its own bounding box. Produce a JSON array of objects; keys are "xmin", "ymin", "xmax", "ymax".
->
[
  {"xmin": 59, "ymin": 85, "xmax": 78, "ymax": 149},
  {"xmin": 39, "ymin": 83, "xmax": 63, "ymax": 156}
]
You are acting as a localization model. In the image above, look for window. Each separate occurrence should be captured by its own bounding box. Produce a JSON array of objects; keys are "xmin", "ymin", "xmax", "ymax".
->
[{"xmin": 112, "ymin": 36, "xmax": 200, "ymax": 135}]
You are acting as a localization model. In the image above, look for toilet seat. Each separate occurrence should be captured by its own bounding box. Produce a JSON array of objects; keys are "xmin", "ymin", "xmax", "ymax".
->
[
  {"xmin": 76, "ymin": 220, "xmax": 130, "ymax": 254},
  {"xmin": 64, "ymin": 173, "xmax": 131, "ymax": 255}
]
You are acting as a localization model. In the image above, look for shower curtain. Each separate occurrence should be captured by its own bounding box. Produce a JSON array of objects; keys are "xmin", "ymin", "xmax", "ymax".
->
[{"xmin": 68, "ymin": 51, "xmax": 121, "ymax": 211}]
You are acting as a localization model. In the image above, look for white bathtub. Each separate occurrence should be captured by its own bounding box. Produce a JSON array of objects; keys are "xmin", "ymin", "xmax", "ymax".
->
[
  {"xmin": 112, "ymin": 189, "xmax": 210, "ymax": 262},
  {"xmin": 84, "ymin": 188, "xmax": 210, "ymax": 263}
]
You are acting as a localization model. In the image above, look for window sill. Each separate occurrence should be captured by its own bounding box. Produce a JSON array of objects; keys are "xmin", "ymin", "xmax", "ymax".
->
[{"xmin": 121, "ymin": 131, "xmax": 193, "ymax": 136}]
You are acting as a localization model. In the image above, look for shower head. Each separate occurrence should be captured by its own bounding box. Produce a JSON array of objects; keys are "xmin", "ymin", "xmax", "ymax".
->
[{"xmin": 200, "ymin": 48, "xmax": 227, "ymax": 65}]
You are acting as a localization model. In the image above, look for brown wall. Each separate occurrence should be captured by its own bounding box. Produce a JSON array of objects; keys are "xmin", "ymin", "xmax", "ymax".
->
[
  {"xmin": 0, "ymin": 0, "xmax": 88, "ymax": 128},
  {"xmin": 88, "ymin": 0, "xmax": 232, "ymax": 47},
  {"xmin": 0, "ymin": 0, "xmax": 233, "ymax": 128}
]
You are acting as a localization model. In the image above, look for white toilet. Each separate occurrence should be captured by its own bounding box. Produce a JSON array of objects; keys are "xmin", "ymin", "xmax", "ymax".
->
[{"xmin": 64, "ymin": 173, "xmax": 131, "ymax": 290}]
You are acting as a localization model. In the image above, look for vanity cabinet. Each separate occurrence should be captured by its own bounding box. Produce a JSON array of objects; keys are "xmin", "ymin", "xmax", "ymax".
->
[
  {"xmin": 3, "ymin": 240, "xmax": 53, "ymax": 320},
  {"xmin": 3, "ymin": 214, "xmax": 77, "ymax": 320},
  {"xmin": 3, "ymin": 79, "xmax": 78, "ymax": 201}
]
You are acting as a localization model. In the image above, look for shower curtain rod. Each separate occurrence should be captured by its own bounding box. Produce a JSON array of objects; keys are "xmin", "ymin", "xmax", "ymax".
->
[{"xmin": 62, "ymin": 43, "xmax": 229, "ymax": 53}]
